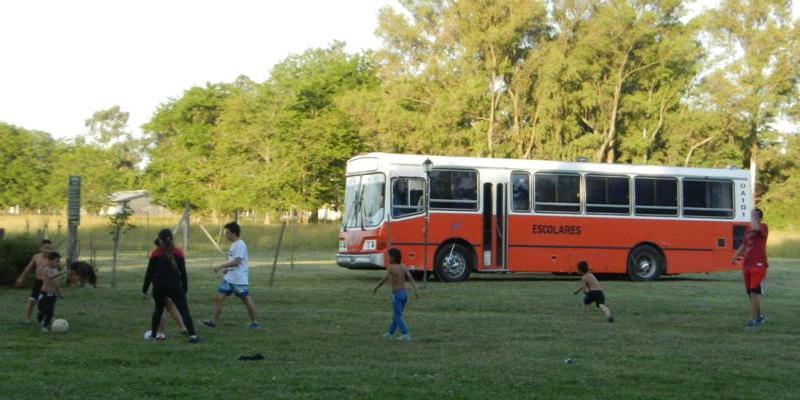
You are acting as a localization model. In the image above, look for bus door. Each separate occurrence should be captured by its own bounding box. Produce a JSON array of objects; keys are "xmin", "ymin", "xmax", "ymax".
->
[
  {"xmin": 481, "ymin": 182, "xmax": 507, "ymax": 270},
  {"xmin": 388, "ymin": 177, "xmax": 427, "ymax": 270}
]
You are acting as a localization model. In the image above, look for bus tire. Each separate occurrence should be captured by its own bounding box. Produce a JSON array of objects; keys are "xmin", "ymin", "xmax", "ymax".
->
[
  {"xmin": 434, "ymin": 243, "xmax": 473, "ymax": 282},
  {"xmin": 627, "ymin": 245, "xmax": 664, "ymax": 281}
]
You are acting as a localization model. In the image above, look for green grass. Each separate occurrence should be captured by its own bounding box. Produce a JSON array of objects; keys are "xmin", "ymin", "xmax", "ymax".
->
[{"xmin": 1, "ymin": 249, "xmax": 798, "ymax": 399}]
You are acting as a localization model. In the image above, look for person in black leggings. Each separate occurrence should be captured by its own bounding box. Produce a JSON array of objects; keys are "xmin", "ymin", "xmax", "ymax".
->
[{"xmin": 142, "ymin": 229, "xmax": 200, "ymax": 343}]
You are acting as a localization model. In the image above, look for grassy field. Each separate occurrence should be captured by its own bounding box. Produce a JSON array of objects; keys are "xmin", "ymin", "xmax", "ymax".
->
[
  {"xmin": 2, "ymin": 213, "xmax": 800, "ymax": 257},
  {"xmin": 1, "ymin": 245, "xmax": 799, "ymax": 399}
]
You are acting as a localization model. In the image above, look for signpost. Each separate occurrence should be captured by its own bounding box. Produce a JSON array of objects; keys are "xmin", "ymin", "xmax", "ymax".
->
[{"xmin": 66, "ymin": 176, "xmax": 81, "ymax": 268}]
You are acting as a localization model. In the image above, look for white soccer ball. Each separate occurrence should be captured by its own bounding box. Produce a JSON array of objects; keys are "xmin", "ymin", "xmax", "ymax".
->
[
  {"xmin": 143, "ymin": 330, "xmax": 166, "ymax": 340},
  {"xmin": 52, "ymin": 319, "xmax": 69, "ymax": 333}
]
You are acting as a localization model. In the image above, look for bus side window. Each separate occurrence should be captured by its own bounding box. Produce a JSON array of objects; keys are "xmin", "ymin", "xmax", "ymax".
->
[
  {"xmin": 392, "ymin": 177, "xmax": 425, "ymax": 218},
  {"xmin": 635, "ymin": 177, "xmax": 677, "ymax": 216},
  {"xmin": 586, "ymin": 175, "xmax": 630, "ymax": 214},
  {"xmin": 683, "ymin": 179, "xmax": 734, "ymax": 218},
  {"xmin": 534, "ymin": 173, "xmax": 580, "ymax": 213},
  {"xmin": 511, "ymin": 172, "xmax": 530, "ymax": 212},
  {"xmin": 430, "ymin": 170, "xmax": 479, "ymax": 210}
]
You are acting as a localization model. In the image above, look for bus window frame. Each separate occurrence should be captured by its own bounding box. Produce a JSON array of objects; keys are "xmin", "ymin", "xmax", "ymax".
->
[
  {"xmin": 533, "ymin": 171, "xmax": 582, "ymax": 214},
  {"xmin": 428, "ymin": 168, "xmax": 481, "ymax": 212},
  {"xmin": 510, "ymin": 170, "xmax": 531, "ymax": 213},
  {"xmin": 584, "ymin": 174, "xmax": 631, "ymax": 215},
  {"xmin": 390, "ymin": 176, "xmax": 426, "ymax": 220},
  {"xmin": 633, "ymin": 176, "xmax": 679, "ymax": 217},
  {"xmin": 680, "ymin": 177, "xmax": 735, "ymax": 219}
]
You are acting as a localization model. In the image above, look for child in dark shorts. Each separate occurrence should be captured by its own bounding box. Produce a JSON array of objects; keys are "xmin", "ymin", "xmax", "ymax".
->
[
  {"xmin": 573, "ymin": 261, "xmax": 613, "ymax": 323},
  {"xmin": 38, "ymin": 252, "xmax": 66, "ymax": 332},
  {"xmin": 16, "ymin": 240, "xmax": 54, "ymax": 323}
]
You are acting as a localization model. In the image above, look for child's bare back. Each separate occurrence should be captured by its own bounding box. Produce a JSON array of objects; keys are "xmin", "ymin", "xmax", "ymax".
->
[{"xmin": 581, "ymin": 272, "xmax": 602, "ymax": 292}]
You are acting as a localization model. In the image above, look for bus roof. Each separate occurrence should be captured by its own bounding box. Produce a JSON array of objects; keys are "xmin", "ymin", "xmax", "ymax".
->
[{"xmin": 347, "ymin": 152, "xmax": 750, "ymax": 179}]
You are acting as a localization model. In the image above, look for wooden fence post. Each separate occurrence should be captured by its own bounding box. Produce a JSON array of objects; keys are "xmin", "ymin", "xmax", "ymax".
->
[{"xmin": 269, "ymin": 221, "xmax": 287, "ymax": 287}]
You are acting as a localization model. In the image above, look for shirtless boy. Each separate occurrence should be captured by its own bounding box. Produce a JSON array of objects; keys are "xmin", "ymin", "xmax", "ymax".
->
[
  {"xmin": 16, "ymin": 240, "xmax": 54, "ymax": 323},
  {"xmin": 38, "ymin": 252, "xmax": 66, "ymax": 332},
  {"xmin": 573, "ymin": 261, "xmax": 613, "ymax": 323},
  {"xmin": 373, "ymin": 248, "xmax": 419, "ymax": 341}
]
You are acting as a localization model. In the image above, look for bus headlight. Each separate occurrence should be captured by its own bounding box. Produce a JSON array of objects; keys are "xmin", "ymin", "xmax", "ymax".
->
[
  {"xmin": 362, "ymin": 239, "xmax": 377, "ymax": 251},
  {"xmin": 338, "ymin": 241, "xmax": 346, "ymax": 252}
]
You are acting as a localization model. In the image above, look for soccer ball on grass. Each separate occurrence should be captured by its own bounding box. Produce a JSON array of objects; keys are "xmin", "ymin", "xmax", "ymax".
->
[{"xmin": 52, "ymin": 319, "xmax": 69, "ymax": 333}]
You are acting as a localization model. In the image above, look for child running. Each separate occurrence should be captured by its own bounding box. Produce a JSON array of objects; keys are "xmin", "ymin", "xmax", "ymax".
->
[
  {"xmin": 16, "ymin": 240, "xmax": 54, "ymax": 323},
  {"xmin": 373, "ymin": 248, "xmax": 419, "ymax": 341},
  {"xmin": 38, "ymin": 252, "xmax": 66, "ymax": 332},
  {"xmin": 573, "ymin": 261, "xmax": 614, "ymax": 323},
  {"xmin": 203, "ymin": 222, "xmax": 258, "ymax": 329}
]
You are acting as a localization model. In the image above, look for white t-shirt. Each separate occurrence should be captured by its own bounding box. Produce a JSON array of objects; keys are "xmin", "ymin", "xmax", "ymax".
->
[{"xmin": 223, "ymin": 239, "xmax": 249, "ymax": 285}]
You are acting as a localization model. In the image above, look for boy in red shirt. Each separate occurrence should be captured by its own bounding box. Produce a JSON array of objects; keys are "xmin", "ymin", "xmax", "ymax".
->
[{"xmin": 731, "ymin": 208, "xmax": 768, "ymax": 328}]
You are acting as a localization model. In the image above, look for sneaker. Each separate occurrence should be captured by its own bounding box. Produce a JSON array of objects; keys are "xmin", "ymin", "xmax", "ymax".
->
[
  {"xmin": 607, "ymin": 316, "xmax": 614, "ymax": 323},
  {"xmin": 400, "ymin": 334, "xmax": 412, "ymax": 342},
  {"xmin": 756, "ymin": 315, "xmax": 766, "ymax": 325},
  {"xmin": 144, "ymin": 335, "xmax": 160, "ymax": 341},
  {"xmin": 201, "ymin": 320, "xmax": 216, "ymax": 328},
  {"xmin": 746, "ymin": 319, "xmax": 759, "ymax": 328},
  {"xmin": 382, "ymin": 333, "xmax": 393, "ymax": 340},
  {"xmin": 188, "ymin": 336, "xmax": 201, "ymax": 344},
  {"xmin": 41, "ymin": 326, "xmax": 50, "ymax": 333},
  {"xmin": 156, "ymin": 332, "xmax": 166, "ymax": 340},
  {"xmin": 247, "ymin": 322, "xmax": 259, "ymax": 329}
]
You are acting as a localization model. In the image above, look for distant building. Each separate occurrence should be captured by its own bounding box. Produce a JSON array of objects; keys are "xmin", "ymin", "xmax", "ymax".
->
[{"xmin": 103, "ymin": 190, "xmax": 174, "ymax": 217}]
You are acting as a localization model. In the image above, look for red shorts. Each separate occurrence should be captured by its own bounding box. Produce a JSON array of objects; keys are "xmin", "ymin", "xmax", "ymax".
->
[{"xmin": 743, "ymin": 267, "xmax": 766, "ymax": 293}]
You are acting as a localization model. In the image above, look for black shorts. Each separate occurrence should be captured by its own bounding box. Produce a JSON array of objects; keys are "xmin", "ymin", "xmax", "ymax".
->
[
  {"xmin": 30, "ymin": 279, "xmax": 43, "ymax": 300},
  {"xmin": 583, "ymin": 290, "xmax": 605, "ymax": 307}
]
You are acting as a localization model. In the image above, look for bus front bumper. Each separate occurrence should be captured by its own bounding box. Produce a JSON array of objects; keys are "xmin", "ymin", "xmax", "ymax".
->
[{"xmin": 336, "ymin": 253, "xmax": 384, "ymax": 270}]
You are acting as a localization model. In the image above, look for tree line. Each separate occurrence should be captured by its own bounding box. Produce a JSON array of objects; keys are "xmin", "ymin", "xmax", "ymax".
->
[{"xmin": 1, "ymin": 0, "xmax": 799, "ymax": 228}]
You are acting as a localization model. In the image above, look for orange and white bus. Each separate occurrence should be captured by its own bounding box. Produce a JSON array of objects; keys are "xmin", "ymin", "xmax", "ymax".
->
[{"xmin": 336, "ymin": 153, "xmax": 751, "ymax": 281}]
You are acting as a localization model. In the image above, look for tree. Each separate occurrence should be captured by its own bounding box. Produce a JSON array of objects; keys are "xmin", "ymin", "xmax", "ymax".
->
[
  {"xmin": 0, "ymin": 123, "xmax": 55, "ymax": 210},
  {"xmin": 142, "ymin": 83, "xmax": 231, "ymax": 211},
  {"xmin": 700, "ymin": 0, "xmax": 800, "ymax": 198}
]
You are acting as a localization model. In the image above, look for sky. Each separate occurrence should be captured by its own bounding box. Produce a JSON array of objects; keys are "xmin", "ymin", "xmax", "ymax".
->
[
  {"xmin": 0, "ymin": 0, "xmax": 797, "ymax": 140},
  {"xmin": 0, "ymin": 0, "xmax": 392, "ymax": 139}
]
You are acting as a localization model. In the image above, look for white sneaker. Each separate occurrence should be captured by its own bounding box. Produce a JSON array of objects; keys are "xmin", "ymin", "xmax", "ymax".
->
[{"xmin": 400, "ymin": 334, "xmax": 412, "ymax": 341}]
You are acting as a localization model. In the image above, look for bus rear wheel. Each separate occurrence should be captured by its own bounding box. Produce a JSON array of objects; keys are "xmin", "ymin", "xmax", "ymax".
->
[
  {"xmin": 627, "ymin": 245, "xmax": 664, "ymax": 281},
  {"xmin": 434, "ymin": 243, "xmax": 473, "ymax": 282}
]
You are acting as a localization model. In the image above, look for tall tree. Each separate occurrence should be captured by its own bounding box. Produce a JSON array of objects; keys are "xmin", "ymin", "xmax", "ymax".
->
[
  {"xmin": 0, "ymin": 123, "xmax": 55, "ymax": 210},
  {"xmin": 142, "ymin": 83, "xmax": 231, "ymax": 211},
  {"xmin": 700, "ymin": 0, "xmax": 800, "ymax": 196},
  {"xmin": 566, "ymin": 0, "xmax": 699, "ymax": 163}
]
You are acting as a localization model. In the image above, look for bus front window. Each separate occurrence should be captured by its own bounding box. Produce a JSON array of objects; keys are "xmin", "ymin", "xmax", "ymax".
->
[{"xmin": 341, "ymin": 173, "xmax": 386, "ymax": 230}]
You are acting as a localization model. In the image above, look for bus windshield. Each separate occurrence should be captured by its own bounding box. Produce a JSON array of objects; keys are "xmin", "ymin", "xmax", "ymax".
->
[{"xmin": 341, "ymin": 173, "xmax": 386, "ymax": 230}]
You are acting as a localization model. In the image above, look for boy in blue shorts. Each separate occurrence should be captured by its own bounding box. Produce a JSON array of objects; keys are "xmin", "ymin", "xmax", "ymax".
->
[{"xmin": 203, "ymin": 222, "xmax": 258, "ymax": 329}]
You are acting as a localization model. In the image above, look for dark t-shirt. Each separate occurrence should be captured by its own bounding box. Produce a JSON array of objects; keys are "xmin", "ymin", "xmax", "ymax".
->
[{"xmin": 743, "ymin": 223, "xmax": 768, "ymax": 269}]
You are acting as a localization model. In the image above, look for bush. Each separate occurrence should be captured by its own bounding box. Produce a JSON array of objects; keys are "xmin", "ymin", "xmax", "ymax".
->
[{"xmin": 0, "ymin": 233, "xmax": 40, "ymax": 287}]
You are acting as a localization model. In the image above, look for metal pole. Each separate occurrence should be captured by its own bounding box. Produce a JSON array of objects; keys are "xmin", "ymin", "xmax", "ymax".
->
[{"xmin": 423, "ymin": 172, "xmax": 430, "ymax": 289}]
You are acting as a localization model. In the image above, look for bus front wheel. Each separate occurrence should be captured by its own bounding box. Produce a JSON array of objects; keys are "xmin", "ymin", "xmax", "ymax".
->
[
  {"xmin": 627, "ymin": 245, "xmax": 664, "ymax": 281},
  {"xmin": 434, "ymin": 243, "xmax": 473, "ymax": 282}
]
